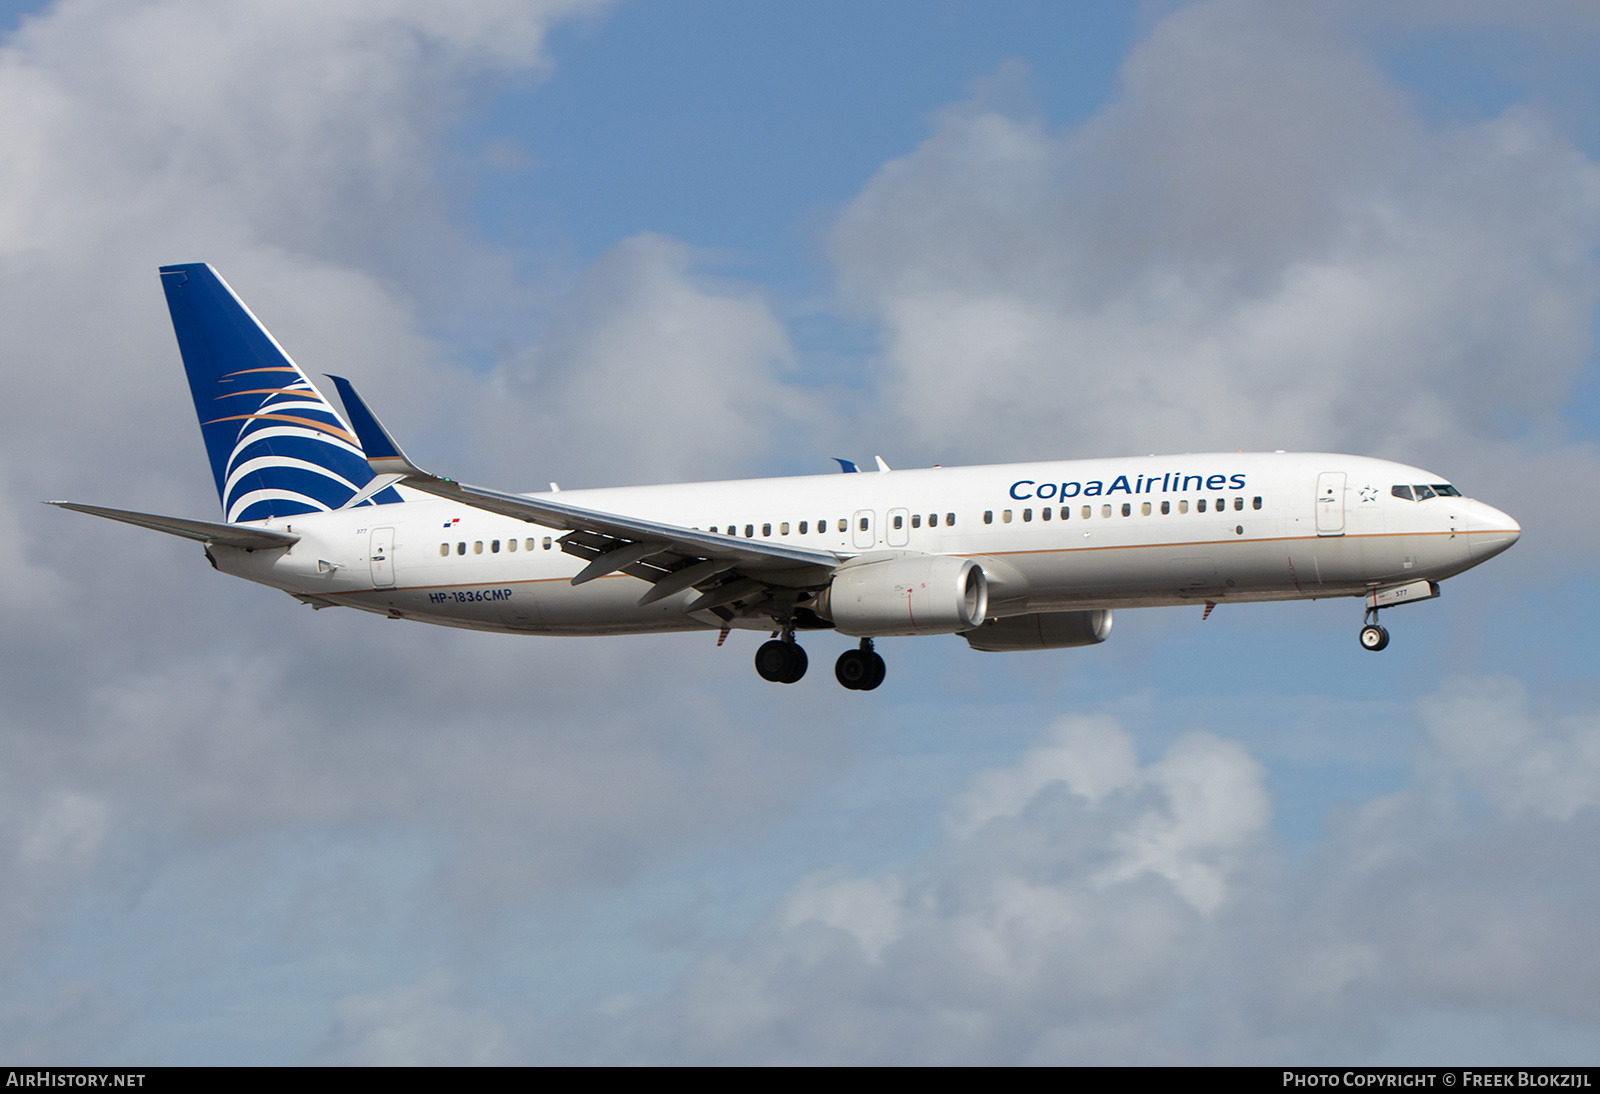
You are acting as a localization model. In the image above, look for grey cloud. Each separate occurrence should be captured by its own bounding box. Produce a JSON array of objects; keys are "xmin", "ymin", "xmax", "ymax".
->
[
  {"xmin": 613, "ymin": 682, "xmax": 1600, "ymax": 1064},
  {"xmin": 0, "ymin": 0, "xmax": 844, "ymax": 1025}
]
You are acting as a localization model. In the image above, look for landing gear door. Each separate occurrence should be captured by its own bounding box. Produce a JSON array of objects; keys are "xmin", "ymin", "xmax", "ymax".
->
[
  {"xmin": 370, "ymin": 527, "xmax": 395, "ymax": 587},
  {"xmin": 1315, "ymin": 472, "xmax": 1346, "ymax": 536}
]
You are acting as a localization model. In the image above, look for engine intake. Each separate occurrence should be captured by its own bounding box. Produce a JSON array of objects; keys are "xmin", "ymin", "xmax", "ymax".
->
[
  {"xmin": 962, "ymin": 610, "xmax": 1113, "ymax": 651},
  {"xmin": 813, "ymin": 555, "xmax": 988, "ymax": 636}
]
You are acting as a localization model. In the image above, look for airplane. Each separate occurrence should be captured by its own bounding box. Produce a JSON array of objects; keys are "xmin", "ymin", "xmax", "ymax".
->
[{"xmin": 50, "ymin": 263, "xmax": 1521, "ymax": 690}]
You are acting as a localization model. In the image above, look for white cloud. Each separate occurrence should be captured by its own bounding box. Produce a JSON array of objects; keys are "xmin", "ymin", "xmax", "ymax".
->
[
  {"xmin": 489, "ymin": 232, "xmax": 806, "ymax": 487},
  {"xmin": 830, "ymin": 0, "xmax": 1600, "ymax": 540}
]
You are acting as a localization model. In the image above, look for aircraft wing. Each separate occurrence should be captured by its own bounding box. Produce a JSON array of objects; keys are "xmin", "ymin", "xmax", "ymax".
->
[
  {"xmin": 46, "ymin": 501, "xmax": 301, "ymax": 549},
  {"xmin": 326, "ymin": 376, "xmax": 841, "ymax": 612}
]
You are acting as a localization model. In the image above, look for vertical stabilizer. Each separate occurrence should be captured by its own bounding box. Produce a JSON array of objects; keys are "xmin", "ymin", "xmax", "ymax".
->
[{"xmin": 159, "ymin": 263, "xmax": 403, "ymax": 522}]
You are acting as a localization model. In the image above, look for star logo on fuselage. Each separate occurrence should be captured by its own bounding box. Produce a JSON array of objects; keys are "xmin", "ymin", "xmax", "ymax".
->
[{"xmin": 1359, "ymin": 485, "xmax": 1378, "ymax": 503}]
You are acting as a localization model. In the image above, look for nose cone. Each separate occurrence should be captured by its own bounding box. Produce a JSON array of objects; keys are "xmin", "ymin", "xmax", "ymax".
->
[{"xmin": 1467, "ymin": 500, "xmax": 1520, "ymax": 562}]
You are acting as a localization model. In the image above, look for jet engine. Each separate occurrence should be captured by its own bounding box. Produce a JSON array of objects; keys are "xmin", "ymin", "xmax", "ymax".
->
[
  {"xmin": 812, "ymin": 555, "xmax": 988, "ymax": 636},
  {"xmin": 961, "ymin": 610, "xmax": 1113, "ymax": 651}
]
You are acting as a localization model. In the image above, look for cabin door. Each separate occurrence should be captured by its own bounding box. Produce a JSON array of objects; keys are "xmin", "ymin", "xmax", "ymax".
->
[
  {"xmin": 369, "ymin": 527, "xmax": 396, "ymax": 587},
  {"xmin": 1315, "ymin": 473, "xmax": 1346, "ymax": 536}
]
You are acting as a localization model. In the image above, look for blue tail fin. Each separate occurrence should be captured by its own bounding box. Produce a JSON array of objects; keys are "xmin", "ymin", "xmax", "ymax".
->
[{"xmin": 159, "ymin": 263, "xmax": 404, "ymax": 522}]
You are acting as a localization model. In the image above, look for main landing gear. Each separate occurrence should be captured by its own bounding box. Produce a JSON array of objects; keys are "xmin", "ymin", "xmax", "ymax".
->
[
  {"xmin": 754, "ymin": 631, "xmax": 808, "ymax": 683},
  {"xmin": 1359, "ymin": 607, "xmax": 1390, "ymax": 652},
  {"xmin": 834, "ymin": 638, "xmax": 886, "ymax": 691},
  {"xmin": 753, "ymin": 632, "xmax": 887, "ymax": 690}
]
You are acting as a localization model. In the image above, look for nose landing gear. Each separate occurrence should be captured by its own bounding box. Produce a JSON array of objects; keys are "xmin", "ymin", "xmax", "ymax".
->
[
  {"xmin": 835, "ymin": 638, "xmax": 887, "ymax": 691},
  {"xmin": 1359, "ymin": 608, "xmax": 1389, "ymax": 652}
]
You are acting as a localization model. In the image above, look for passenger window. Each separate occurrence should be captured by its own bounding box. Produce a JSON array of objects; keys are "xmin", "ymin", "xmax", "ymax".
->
[
  {"xmin": 1252, "ymin": 496, "xmax": 1262, "ymax": 510},
  {"xmin": 762, "ymin": 523, "xmax": 771, "ymax": 536},
  {"xmin": 893, "ymin": 515, "xmax": 904, "ymax": 529},
  {"xmin": 526, "ymin": 539, "xmax": 536, "ymax": 551},
  {"xmin": 1022, "ymin": 508, "xmax": 1032, "ymax": 522},
  {"xmin": 542, "ymin": 538, "xmax": 551, "ymax": 550},
  {"xmin": 1101, "ymin": 504, "xmax": 1111, "ymax": 518},
  {"xmin": 508, "ymin": 538, "xmax": 517, "ymax": 552},
  {"xmin": 1082, "ymin": 506, "xmax": 1091, "ymax": 519},
  {"xmin": 1178, "ymin": 501, "xmax": 1188, "ymax": 514},
  {"xmin": 946, "ymin": 513, "xmax": 955, "ymax": 526},
  {"xmin": 745, "ymin": 525, "xmax": 755, "ymax": 537},
  {"xmin": 1041, "ymin": 507, "xmax": 1051, "ymax": 521},
  {"xmin": 781, "ymin": 522, "xmax": 790, "ymax": 535},
  {"xmin": 1233, "ymin": 497, "xmax": 1243, "ymax": 511},
  {"xmin": 439, "ymin": 544, "xmax": 448, "ymax": 557},
  {"xmin": 1215, "ymin": 497, "xmax": 1224, "ymax": 511},
  {"xmin": 1121, "ymin": 503, "xmax": 1131, "ymax": 517},
  {"xmin": 911, "ymin": 514, "xmax": 921, "ymax": 528},
  {"xmin": 1160, "ymin": 501, "xmax": 1170, "ymax": 515},
  {"xmin": 1197, "ymin": 499, "xmax": 1207, "ymax": 513},
  {"xmin": 491, "ymin": 540, "xmax": 500, "ymax": 553},
  {"xmin": 1061, "ymin": 507, "xmax": 1070, "ymax": 520},
  {"xmin": 1141, "ymin": 502, "xmax": 1151, "ymax": 516},
  {"xmin": 1002, "ymin": 509, "xmax": 1012, "ymax": 523},
  {"xmin": 474, "ymin": 541, "xmax": 483, "ymax": 554},
  {"xmin": 838, "ymin": 519, "xmax": 847, "ymax": 532},
  {"xmin": 929, "ymin": 513, "xmax": 939, "ymax": 526},
  {"xmin": 457, "ymin": 542, "xmax": 466, "ymax": 555},
  {"xmin": 859, "ymin": 517, "xmax": 869, "ymax": 531},
  {"xmin": 984, "ymin": 510, "xmax": 993, "ymax": 524}
]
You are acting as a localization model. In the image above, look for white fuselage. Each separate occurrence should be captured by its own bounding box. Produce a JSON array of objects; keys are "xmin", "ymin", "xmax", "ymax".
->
[{"xmin": 208, "ymin": 452, "xmax": 1520, "ymax": 636}]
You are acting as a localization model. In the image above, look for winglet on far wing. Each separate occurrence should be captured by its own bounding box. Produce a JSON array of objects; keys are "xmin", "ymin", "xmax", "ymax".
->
[{"xmin": 325, "ymin": 375, "xmax": 426, "ymax": 477}]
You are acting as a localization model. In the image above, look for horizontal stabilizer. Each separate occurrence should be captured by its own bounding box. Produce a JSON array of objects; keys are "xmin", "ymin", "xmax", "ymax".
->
[{"xmin": 46, "ymin": 501, "xmax": 300, "ymax": 549}]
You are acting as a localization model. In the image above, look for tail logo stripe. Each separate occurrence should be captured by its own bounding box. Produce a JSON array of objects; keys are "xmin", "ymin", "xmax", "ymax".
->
[{"xmin": 201, "ymin": 413, "xmax": 359, "ymax": 447}]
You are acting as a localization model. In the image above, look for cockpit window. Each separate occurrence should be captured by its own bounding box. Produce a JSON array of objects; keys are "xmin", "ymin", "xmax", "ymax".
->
[{"xmin": 1394, "ymin": 483, "xmax": 1461, "ymax": 501}]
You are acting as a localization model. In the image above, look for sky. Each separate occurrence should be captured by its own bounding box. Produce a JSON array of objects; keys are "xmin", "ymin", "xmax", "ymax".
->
[{"xmin": 0, "ymin": 0, "xmax": 1598, "ymax": 1065}]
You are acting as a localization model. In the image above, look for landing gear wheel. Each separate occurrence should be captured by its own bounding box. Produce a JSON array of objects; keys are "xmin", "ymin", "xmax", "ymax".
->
[
  {"xmin": 1359, "ymin": 624, "xmax": 1389, "ymax": 652},
  {"xmin": 755, "ymin": 639, "xmax": 808, "ymax": 683},
  {"xmin": 835, "ymin": 642, "xmax": 887, "ymax": 691},
  {"xmin": 861, "ymin": 651, "xmax": 886, "ymax": 691},
  {"xmin": 835, "ymin": 650, "xmax": 869, "ymax": 689}
]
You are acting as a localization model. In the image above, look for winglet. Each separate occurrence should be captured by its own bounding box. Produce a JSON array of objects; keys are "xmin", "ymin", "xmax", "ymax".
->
[
  {"xmin": 833, "ymin": 458, "xmax": 859, "ymax": 474},
  {"xmin": 325, "ymin": 375, "xmax": 425, "ymax": 477}
]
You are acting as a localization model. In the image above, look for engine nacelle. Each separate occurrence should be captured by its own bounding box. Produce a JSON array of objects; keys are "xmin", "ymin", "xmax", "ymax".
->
[
  {"xmin": 961, "ymin": 610, "xmax": 1113, "ymax": 652},
  {"xmin": 813, "ymin": 555, "xmax": 988, "ymax": 637}
]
